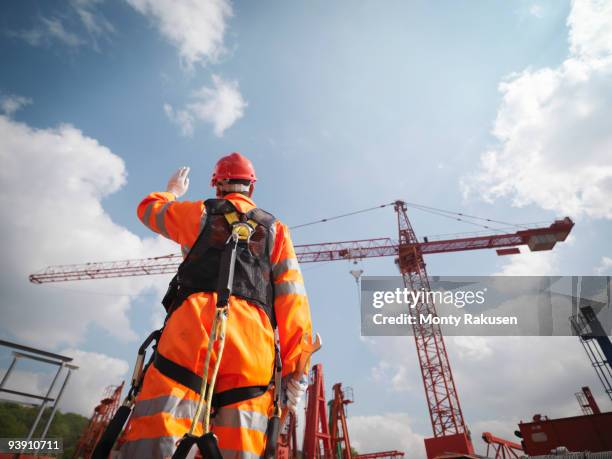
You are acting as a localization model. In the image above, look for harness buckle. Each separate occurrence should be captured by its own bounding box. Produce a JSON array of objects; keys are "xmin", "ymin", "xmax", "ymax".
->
[
  {"xmin": 231, "ymin": 221, "xmax": 255, "ymax": 241},
  {"xmin": 224, "ymin": 210, "xmax": 257, "ymax": 243}
]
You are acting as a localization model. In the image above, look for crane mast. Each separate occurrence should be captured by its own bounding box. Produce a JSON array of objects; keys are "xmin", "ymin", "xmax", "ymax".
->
[{"xmin": 394, "ymin": 201, "xmax": 467, "ymax": 437}]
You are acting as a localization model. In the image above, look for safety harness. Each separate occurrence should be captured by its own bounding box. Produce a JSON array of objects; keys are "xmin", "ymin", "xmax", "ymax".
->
[
  {"xmin": 163, "ymin": 199, "xmax": 277, "ymax": 322},
  {"xmin": 93, "ymin": 199, "xmax": 282, "ymax": 459}
]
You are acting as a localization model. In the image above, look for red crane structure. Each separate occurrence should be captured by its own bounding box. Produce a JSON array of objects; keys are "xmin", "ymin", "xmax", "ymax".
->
[
  {"xmin": 329, "ymin": 383, "xmax": 354, "ymax": 459},
  {"xmin": 29, "ymin": 200, "xmax": 574, "ymax": 457},
  {"xmin": 72, "ymin": 382, "xmax": 124, "ymax": 459},
  {"xmin": 575, "ymin": 386, "xmax": 601, "ymax": 415},
  {"xmin": 303, "ymin": 364, "xmax": 333, "ymax": 459},
  {"xmin": 303, "ymin": 363, "xmax": 406, "ymax": 459},
  {"xmin": 481, "ymin": 432, "xmax": 523, "ymax": 459}
]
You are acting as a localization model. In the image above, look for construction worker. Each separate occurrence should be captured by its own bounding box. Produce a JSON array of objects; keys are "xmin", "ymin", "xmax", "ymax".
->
[{"xmin": 119, "ymin": 153, "xmax": 312, "ymax": 458}]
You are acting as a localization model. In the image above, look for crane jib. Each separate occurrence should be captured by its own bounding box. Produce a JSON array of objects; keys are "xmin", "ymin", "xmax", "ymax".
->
[{"xmin": 28, "ymin": 218, "xmax": 573, "ymax": 283}]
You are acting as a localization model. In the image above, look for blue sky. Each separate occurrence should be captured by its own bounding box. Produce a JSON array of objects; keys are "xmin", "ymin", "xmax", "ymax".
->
[{"xmin": 1, "ymin": 0, "xmax": 612, "ymax": 455}]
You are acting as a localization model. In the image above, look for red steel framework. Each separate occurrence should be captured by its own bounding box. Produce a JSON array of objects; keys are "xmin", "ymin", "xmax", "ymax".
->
[
  {"xmin": 303, "ymin": 364, "xmax": 333, "ymax": 459},
  {"xmin": 481, "ymin": 432, "xmax": 523, "ymax": 459},
  {"xmin": 304, "ymin": 364, "xmax": 406, "ymax": 459},
  {"xmin": 329, "ymin": 383, "xmax": 354, "ymax": 459},
  {"xmin": 574, "ymin": 386, "xmax": 601, "ymax": 415},
  {"xmin": 28, "ymin": 201, "xmax": 574, "ymax": 453},
  {"xmin": 72, "ymin": 382, "xmax": 124, "ymax": 459}
]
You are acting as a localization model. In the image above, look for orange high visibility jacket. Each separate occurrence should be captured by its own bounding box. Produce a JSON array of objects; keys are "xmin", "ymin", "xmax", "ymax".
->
[{"xmin": 137, "ymin": 191, "xmax": 313, "ymax": 392}]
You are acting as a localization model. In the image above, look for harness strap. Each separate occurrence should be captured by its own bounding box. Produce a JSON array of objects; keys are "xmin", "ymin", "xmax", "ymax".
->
[
  {"xmin": 92, "ymin": 405, "xmax": 132, "ymax": 459},
  {"xmin": 214, "ymin": 385, "xmax": 270, "ymax": 408},
  {"xmin": 153, "ymin": 351, "xmax": 269, "ymax": 408},
  {"xmin": 92, "ymin": 330, "xmax": 160, "ymax": 459},
  {"xmin": 154, "ymin": 352, "xmax": 201, "ymax": 394}
]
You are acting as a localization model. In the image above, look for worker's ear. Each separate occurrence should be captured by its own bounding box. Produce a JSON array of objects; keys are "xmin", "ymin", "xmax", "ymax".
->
[{"xmin": 248, "ymin": 184, "xmax": 254, "ymax": 197}]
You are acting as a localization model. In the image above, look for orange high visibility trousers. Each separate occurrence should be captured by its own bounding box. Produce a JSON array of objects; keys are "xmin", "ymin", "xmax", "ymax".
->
[{"xmin": 119, "ymin": 364, "xmax": 274, "ymax": 459}]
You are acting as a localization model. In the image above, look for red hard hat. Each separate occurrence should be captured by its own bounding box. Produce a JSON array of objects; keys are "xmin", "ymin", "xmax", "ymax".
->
[{"xmin": 210, "ymin": 152, "xmax": 257, "ymax": 187}]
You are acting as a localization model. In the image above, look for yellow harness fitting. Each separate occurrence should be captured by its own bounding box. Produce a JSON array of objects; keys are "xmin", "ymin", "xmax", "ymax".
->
[{"xmin": 224, "ymin": 211, "xmax": 258, "ymax": 241}]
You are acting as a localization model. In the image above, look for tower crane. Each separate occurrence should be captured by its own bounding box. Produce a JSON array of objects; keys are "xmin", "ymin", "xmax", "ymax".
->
[{"xmin": 29, "ymin": 200, "xmax": 574, "ymax": 457}]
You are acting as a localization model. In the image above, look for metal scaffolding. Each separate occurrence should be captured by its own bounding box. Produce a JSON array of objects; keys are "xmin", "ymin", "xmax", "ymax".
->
[{"xmin": 0, "ymin": 340, "xmax": 79, "ymax": 443}]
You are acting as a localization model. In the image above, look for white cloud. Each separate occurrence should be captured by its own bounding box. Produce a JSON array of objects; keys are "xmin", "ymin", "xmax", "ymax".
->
[
  {"xmin": 371, "ymin": 360, "xmax": 414, "ymax": 392},
  {"xmin": 7, "ymin": 1, "xmax": 113, "ymax": 49},
  {"xmin": 0, "ymin": 113, "xmax": 174, "ymax": 349},
  {"xmin": 0, "ymin": 369, "xmax": 47, "ymax": 405},
  {"xmin": 595, "ymin": 256, "xmax": 612, "ymax": 274},
  {"xmin": 448, "ymin": 336, "xmax": 602, "ymax": 439},
  {"xmin": 125, "ymin": 0, "xmax": 232, "ymax": 68},
  {"xmin": 495, "ymin": 251, "xmax": 558, "ymax": 275},
  {"xmin": 8, "ymin": 17, "xmax": 84, "ymax": 48},
  {"xmin": 462, "ymin": 0, "xmax": 612, "ymax": 220},
  {"xmin": 164, "ymin": 103, "xmax": 194, "ymax": 137},
  {"xmin": 71, "ymin": 0, "xmax": 115, "ymax": 37},
  {"xmin": 348, "ymin": 413, "xmax": 425, "ymax": 458},
  {"xmin": 452, "ymin": 336, "xmax": 493, "ymax": 361},
  {"xmin": 42, "ymin": 17, "xmax": 84, "ymax": 47},
  {"xmin": 366, "ymin": 337, "xmax": 421, "ymax": 395},
  {"xmin": 568, "ymin": 0, "xmax": 612, "ymax": 60},
  {"xmin": 164, "ymin": 74, "xmax": 246, "ymax": 137},
  {"xmin": 60, "ymin": 348, "xmax": 129, "ymax": 415},
  {"xmin": 1, "ymin": 94, "xmax": 32, "ymax": 116}
]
